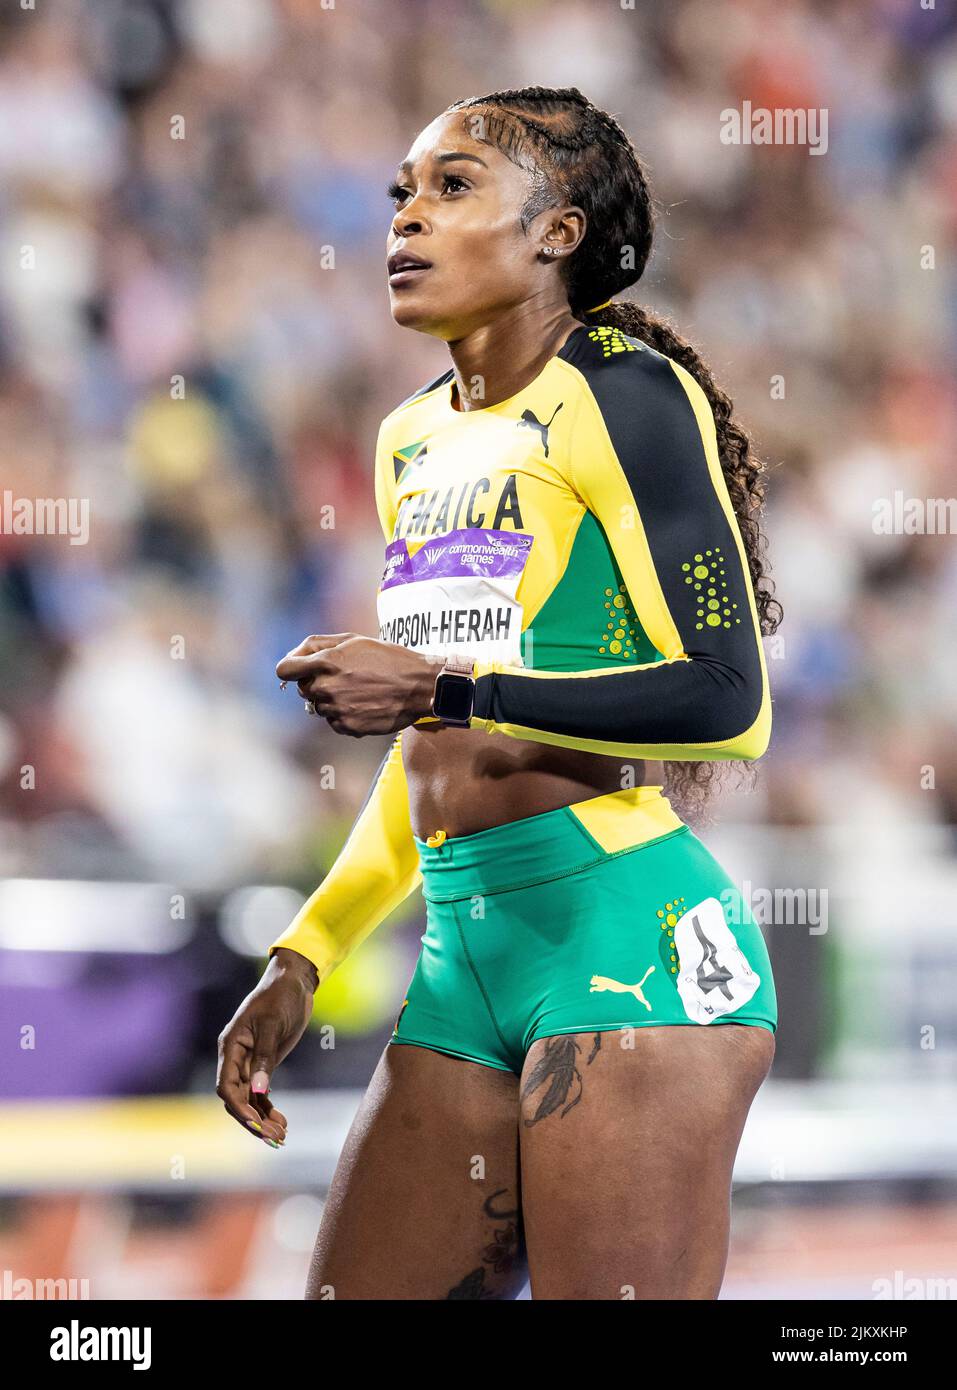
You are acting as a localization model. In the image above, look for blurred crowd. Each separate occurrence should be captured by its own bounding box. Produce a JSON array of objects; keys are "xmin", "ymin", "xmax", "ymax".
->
[{"xmin": 1, "ymin": 0, "xmax": 956, "ymax": 1091}]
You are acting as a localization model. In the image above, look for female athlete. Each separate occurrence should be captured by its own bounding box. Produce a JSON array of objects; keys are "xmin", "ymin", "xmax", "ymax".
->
[{"xmin": 217, "ymin": 85, "xmax": 781, "ymax": 1301}]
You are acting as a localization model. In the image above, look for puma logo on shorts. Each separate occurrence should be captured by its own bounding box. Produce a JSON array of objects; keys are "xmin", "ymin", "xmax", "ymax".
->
[{"xmin": 588, "ymin": 967, "xmax": 655, "ymax": 1011}]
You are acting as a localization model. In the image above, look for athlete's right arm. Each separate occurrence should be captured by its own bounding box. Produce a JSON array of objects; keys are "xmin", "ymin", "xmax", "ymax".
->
[
  {"xmin": 217, "ymin": 418, "xmax": 423, "ymax": 1141},
  {"xmin": 268, "ymin": 418, "xmax": 421, "ymax": 979},
  {"xmin": 267, "ymin": 731, "xmax": 422, "ymax": 982}
]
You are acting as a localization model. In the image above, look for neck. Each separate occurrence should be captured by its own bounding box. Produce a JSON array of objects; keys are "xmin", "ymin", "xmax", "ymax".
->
[{"xmin": 446, "ymin": 305, "xmax": 581, "ymax": 411}]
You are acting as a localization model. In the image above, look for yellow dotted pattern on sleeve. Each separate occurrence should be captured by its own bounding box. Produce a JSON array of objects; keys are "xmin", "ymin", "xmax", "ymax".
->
[{"xmin": 680, "ymin": 546, "xmax": 741, "ymax": 631}]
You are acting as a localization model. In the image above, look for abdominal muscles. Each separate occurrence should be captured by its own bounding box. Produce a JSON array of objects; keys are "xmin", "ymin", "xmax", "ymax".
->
[{"xmin": 402, "ymin": 722, "xmax": 663, "ymax": 838}]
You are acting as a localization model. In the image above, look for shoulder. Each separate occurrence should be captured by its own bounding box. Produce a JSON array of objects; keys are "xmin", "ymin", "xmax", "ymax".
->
[
  {"xmin": 558, "ymin": 322, "xmax": 698, "ymax": 405},
  {"xmin": 556, "ymin": 324, "xmax": 712, "ymax": 454},
  {"xmin": 374, "ymin": 365, "xmax": 453, "ymax": 463},
  {"xmin": 383, "ymin": 366, "xmax": 454, "ymax": 426},
  {"xmin": 374, "ymin": 367, "xmax": 453, "ymax": 512}
]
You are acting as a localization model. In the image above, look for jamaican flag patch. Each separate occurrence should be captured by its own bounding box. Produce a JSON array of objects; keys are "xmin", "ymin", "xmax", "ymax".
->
[{"xmin": 393, "ymin": 440, "xmax": 428, "ymax": 484}]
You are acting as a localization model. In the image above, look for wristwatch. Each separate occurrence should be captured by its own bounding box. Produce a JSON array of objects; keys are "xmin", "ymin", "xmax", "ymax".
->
[{"xmin": 430, "ymin": 654, "xmax": 476, "ymax": 727}]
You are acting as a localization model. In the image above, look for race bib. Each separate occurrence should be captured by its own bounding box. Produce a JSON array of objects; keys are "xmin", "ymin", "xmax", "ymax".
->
[
  {"xmin": 674, "ymin": 896, "xmax": 761, "ymax": 1024},
  {"xmin": 377, "ymin": 528, "xmax": 532, "ymax": 664}
]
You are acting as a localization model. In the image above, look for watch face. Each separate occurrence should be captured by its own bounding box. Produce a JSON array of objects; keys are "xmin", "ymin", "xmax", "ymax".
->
[{"xmin": 436, "ymin": 673, "xmax": 474, "ymax": 723}]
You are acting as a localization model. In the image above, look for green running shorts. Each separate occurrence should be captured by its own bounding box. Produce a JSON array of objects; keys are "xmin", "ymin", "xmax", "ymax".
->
[{"xmin": 390, "ymin": 786, "xmax": 777, "ymax": 1075}]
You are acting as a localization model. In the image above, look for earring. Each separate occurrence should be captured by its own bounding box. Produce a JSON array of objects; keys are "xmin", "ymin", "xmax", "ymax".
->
[{"xmin": 544, "ymin": 247, "xmax": 563, "ymax": 256}]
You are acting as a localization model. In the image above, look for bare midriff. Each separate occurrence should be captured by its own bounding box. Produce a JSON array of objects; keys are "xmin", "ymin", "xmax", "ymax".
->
[{"xmin": 403, "ymin": 721, "xmax": 664, "ymax": 839}]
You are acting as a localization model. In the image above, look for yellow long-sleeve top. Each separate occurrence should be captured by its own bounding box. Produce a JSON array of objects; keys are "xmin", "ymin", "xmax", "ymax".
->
[{"xmin": 271, "ymin": 324, "xmax": 770, "ymax": 979}]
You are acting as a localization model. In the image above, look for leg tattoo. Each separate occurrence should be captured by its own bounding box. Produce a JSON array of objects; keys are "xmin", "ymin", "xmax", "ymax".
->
[
  {"xmin": 521, "ymin": 1033, "xmax": 603, "ymax": 1127},
  {"xmin": 446, "ymin": 1188, "xmax": 523, "ymax": 1300}
]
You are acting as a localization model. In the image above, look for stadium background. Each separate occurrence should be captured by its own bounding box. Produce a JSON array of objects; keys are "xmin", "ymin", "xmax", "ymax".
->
[{"xmin": 1, "ymin": 0, "xmax": 956, "ymax": 1300}]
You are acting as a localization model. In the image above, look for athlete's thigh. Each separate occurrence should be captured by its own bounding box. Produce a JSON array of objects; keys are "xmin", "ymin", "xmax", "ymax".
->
[
  {"xmin": 308, "ymin": 1041, "xmax": 526, "ymax": 1300},
  {"xmin": 519, "ymin": 1023, "xmax": 774, "ymax": 1300}
]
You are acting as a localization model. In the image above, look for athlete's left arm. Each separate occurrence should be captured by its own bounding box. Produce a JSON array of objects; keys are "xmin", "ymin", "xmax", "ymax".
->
[{"xmin": 469, "ymin": 350, "xmax": 771, "ymax": 761}]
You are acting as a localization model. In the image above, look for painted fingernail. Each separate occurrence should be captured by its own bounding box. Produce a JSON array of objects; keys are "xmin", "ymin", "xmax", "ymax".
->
[
  {"xmin": 265, "ymin": 1138, "xmax": 281, "ymax": 1149},
  {"xmin": 251, "ymin": 1072, "xmax": 269, "ymax": 1094},
  {"xmin": 246, "ymin": 1120, "xmax": 262, "ymax": 1133}
]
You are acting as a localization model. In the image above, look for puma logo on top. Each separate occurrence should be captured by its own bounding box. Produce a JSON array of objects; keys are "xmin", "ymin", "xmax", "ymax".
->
[
  {"xmin": 589, "ymin": 966, "xmax": 655, "ymax": 1011},
  {"xmin": 517, "ymin": 402, "xmax": 563, "ymax": 457}
]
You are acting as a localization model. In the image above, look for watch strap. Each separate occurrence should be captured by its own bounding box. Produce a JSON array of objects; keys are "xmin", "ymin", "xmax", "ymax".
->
[{"xmin": 440, "ymin": 654, "xmax": 475, "ymax": 678}]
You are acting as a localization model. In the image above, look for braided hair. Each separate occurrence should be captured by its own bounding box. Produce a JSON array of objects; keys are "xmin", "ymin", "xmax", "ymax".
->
[{"xmin": 447, "ymin": 86, "xmax": 782, "ymax": 819}]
